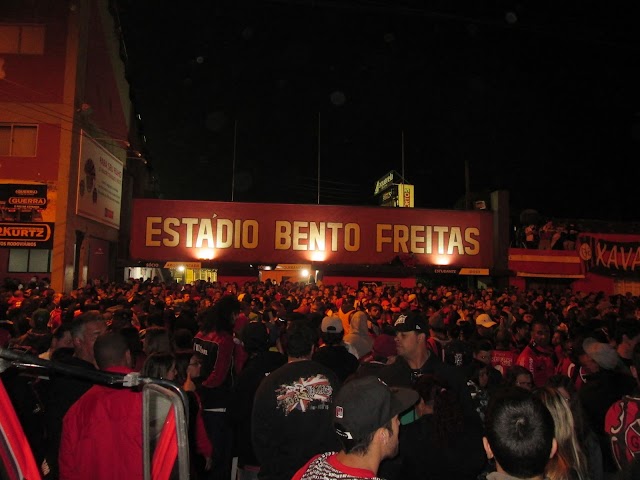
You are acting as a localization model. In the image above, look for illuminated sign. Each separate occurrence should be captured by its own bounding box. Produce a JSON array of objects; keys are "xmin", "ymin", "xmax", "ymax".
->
[
  {"xmin": 164, "ymin": 261, "xmax": 202, "ymax": 269},
  {"xmin": 276, "ymin": 264, "xmax": 311, "ymax": 270},
  {"xmin": 0, "ymin": 184, "xmax": 48, "ymax": 210},
  {"xmin": 131, "ymin": 200, "xmax": 493, "ymax": 268},
  {"xmin": 459, "ymin": 268, "xmax": 489, "ymax": 275},
  {"xmin": 399, "ymin": 184, "xmax": 414, "ymax": 208},
  {"xmin": 0, "ymin": 222, "xmax": 54, "ymax": 248},
  {"xmin": 9, "ymin": 197, "xmax": 47, "ymax": 206},
  {"xmin": 374, "ymin": 171, "xmax": 396, "ymax": 195}
]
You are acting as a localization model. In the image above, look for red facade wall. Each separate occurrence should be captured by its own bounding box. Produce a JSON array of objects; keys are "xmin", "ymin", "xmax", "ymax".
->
[
  {"xmin": 0, "ymin": 7, "xmax": 67, "ymax": 103},
  {"xmin": 130, "ymin": 199, "xmax": 494, "ymax": 268},
  {"xmin": 572, "ymin": 276, "xmax": 614, "ymax": 295},
  {"xmin": 0, "ymin": 124, "xmax": 61, "ymax": 182}
]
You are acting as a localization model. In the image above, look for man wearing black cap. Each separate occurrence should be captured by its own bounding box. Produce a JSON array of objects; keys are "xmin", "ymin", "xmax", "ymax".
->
[
  {"xmin": 377, "ymin": 311, "xmax": 476, "ymax": 421},
  {"xmin": 292, "ymin": 376, "xmax": 418, "ymax": 480}
]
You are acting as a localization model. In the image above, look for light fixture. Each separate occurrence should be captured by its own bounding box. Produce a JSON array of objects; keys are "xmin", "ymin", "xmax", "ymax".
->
[{"xmin": 310, "ymin": 251, "xmax": 326, "ymax": 262}]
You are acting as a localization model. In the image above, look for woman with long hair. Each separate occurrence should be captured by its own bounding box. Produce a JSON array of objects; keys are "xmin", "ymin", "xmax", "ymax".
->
[
  {"xmin": 141, "ymin": 351, "xmax": 177, "ymax": 380},
  {"xmin": 535, "ymin": 386, "xmax": 589, "ymax": 480},
  {"xmin": 144, "ymin": 351, "xmax": 213, "ymax": 479}
]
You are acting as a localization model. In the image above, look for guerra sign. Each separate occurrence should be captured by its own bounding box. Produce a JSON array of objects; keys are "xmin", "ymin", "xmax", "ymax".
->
[{"xmin": 130, "ymin": 199, "xmax": 493, "ymax": 267}]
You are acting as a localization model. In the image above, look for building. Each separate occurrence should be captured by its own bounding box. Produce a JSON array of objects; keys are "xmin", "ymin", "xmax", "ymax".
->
[{"xmin": 0, "ymin": 0, "xmax": 154, "ymax": 292}]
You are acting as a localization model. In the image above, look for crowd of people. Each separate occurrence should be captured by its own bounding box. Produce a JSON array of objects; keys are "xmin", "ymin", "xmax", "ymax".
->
[
  {"xmin": 1, "ymin": 275, "xmax": 640, "ymax": 480},
  {"xmin": 514, "ymin": 220, "xmax": 579, "ymax": 250}
]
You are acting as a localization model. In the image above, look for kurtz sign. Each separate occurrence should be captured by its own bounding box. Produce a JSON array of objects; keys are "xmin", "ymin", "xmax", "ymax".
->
[
  {"xmin": 130, "ymin": 200, "xmax": 493, "ymax": 268},
  {"xmin": 0, "ymin": 222, "xmax": 54, "ymax": 248}
]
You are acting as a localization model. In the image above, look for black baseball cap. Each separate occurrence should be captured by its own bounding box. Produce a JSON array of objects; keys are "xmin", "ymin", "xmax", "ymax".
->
[
  {"xmin": 393, "ymin": 311, "xmax": 428, "ymax": 333},
  {"xmin": 333, "ymin": 376, "xmax": 419, "ymax": 441}
]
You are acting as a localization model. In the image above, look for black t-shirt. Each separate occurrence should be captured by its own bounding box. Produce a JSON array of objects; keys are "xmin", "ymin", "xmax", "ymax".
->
[
  {"xmin": 312, "ymin": 344, "xmax": 359, "ymax": 383},
  {"xmin": 252, "ymin": 360, "xmax": 341, "ymax": 480}
]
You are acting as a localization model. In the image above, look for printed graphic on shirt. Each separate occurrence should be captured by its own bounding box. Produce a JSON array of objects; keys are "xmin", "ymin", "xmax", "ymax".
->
[
  {"xmin": 276, "ymin": 374, "xmax": 333, "ymax": 416},
  {"xmin": 605, "ymin": 396, "xmax": 640, "ymax": 469}
]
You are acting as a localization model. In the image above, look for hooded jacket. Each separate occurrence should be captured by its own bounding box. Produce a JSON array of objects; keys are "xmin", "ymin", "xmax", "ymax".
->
[{"xmin": 343, "ymin": 311, "xmax": 373, "ymax": 359}]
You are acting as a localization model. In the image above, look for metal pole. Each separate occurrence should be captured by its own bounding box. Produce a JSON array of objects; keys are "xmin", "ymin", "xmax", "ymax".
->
[
  {"xmin": 231, "ymin": 119, "xmax": 237, "ymax": 201},
  {"xmin": 401, "ymin": 130, "xmax": 405, "ymax": 182},
  {"xmin": 465, "ymin": 159, "xmax": 470, "ymax": 209},
  {"xmin": 317, "ymin": 112, "xmax": 321, "ymax": 205}
]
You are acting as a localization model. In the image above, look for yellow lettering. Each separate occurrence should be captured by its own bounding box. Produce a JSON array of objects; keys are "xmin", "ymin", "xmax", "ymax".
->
[
  {"xmin": 447, "ymin": 227, "xmax": 464, "ymax": 254},
  {"xmin": 234, "ymin": 219, "xmax": 242, "ymax": 248},
  {"xmin": 163, "ymin": 218, "xmax": 180, "ymax": 247},
  {"xmin": 344, "ymin": 223, "xmax": 360, "ymax": 251},
  {"xmin": 410, "ymin": 225, "xmax": 425, "ymax": 254},
  {"xmin": 195, "ymin": 219, "xmax": 214, "ymax": 248},
  {"xmin": 182, "ymin": 218, "xmax": 198, "ymax": 248},
  {"xmin": 464, "ymin": 228, "xmax": 480, "ymax": 255},
  {"xmin": 309, "ymin": 222, "xmax": 325, "ymax": 251},
  {"xmin": 376, "ymin": 224, "xmax": 392, "ymax": 252},
  {"xmin": 393, "ymin": 225, "xmax": 409, "ymax": 253},
  {"xmin": 275, "ymin": 221, "xmax": 291, "ymax": 250},
  {"xmin": 215, "ymin": 219, "xmax": 233, "ymax": 248},
  {"xmin": 146, "ymin": 217, "xmax": 161, "ymax": 246},
  {"xmin": 433, "ymin": 226, "xmax": 448, "ymax": 254},
  {"xmin": 326, "ymin": 223, "xmax": 343, "ymax": 251},
  {"xmin": 243, "ymin": 220, "xmax": 258, "ymax": 249},
  {"xmin": 293, "ymin": 221, "xmax": 308, "ymax": 251}
]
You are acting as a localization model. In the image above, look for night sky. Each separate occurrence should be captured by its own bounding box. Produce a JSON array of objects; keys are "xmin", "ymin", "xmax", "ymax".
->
[{"xmin": 116, "ymin": 1, "xmax": 640, "ymax": 222}]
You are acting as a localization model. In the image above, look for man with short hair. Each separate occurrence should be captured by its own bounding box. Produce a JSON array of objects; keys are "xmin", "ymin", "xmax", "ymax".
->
[
  {"xmin": 516, "ymin": 319, "xmax": 554, "ymax": 388},
  {"xmin": 473, "ymin": 339, "xmax": 503, "ymax": 389},
  {"xmin": 378, "ymin": 311, "xmax": 475, "ymax": 420},
  {"xmin": 252, "ymin": 321, "xmax": 341, "ymax": 480},
  {"xmin": 292, "ymin": 376, "xmax": 418, "ymax": 480},
  {"xmin": 425, "ymin": 313, "xmax": 450, "ymax": 362},
  {"xmin": 39, "ymin": 310, "xmax": 106, "ymax": 478},
  {"xmin": 59, "ymin": 332, "xmax": 143, "ymax": 480},
  {"xmin": 483, "ymin": 388, "xmax": 557, "ymax": 480},
  {"xmin": 615, "ymin": 319, "xmax": 640, "ymax": 373},
  {"xmin": 313, "ymin": 316, "xmax": 359, "ymax": 382}
]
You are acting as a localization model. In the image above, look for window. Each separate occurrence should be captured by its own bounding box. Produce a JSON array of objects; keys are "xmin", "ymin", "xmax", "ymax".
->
[
  {"xmin": 8, "ymin": 249, "xmax": 50, "ymax": 273},
  {"xmin": 0, "ymin": 24, "xmax": 45, "ymax": 54},
  {"xmin": 0, "ymin": 124, "xmax": 37, "ymax": 156}
]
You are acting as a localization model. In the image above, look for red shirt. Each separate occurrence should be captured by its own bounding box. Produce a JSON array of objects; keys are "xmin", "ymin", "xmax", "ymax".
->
[
  {"xmin": 516, "ymin": 343, "xmax": 555, "ymax": 388},
  {"xmin": 491, "ymin": 349, "xmax": 518, "ymax": 377},
  {"xmin": 59, "ymin": 367, "xmax": 143, "ymax": 480},
  {"xmin": 292, "ymin": 452, "xmax": 382, "ymax": 480}
]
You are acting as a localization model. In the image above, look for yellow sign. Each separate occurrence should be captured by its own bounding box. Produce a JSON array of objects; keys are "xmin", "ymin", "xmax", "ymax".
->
[
  {"xmin": 458, "ymin": 268, "xmax": 489, "ymax": 276},
  {"xmin": 275, "ymin": 263, "xmax": 311, "ymax": 270},
  {"xmin": 399, "ymin": 184, "xmax": 414, "ymax": 208},
  {"xmin": 164, "ymin": 261, "xmax": 202, "ymax": 269}
]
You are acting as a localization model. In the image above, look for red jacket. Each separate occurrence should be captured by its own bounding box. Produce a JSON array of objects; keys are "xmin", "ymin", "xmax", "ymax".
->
[
  {"xmin": 516, "ymin": 343, "xmax": 555, "ymax": 388},
  {"xmin": 59, "ymin": 367, "xmax": 143, "ymax": 480}
]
